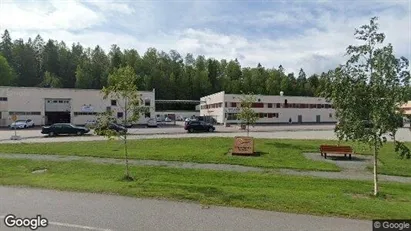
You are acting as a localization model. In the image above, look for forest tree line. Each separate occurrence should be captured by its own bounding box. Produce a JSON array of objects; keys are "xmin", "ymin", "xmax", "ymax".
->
[{"xmin": 0, "ymin": 29, "xmax": 351, "ymax": 100}]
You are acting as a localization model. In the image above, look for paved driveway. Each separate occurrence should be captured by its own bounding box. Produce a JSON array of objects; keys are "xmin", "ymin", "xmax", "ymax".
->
[{"xmin": 0, "ymin": 186, "xmax": 370, "ymax": 231}]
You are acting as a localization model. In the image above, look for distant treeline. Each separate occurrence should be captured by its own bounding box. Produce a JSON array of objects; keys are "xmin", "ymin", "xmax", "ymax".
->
[{"xmin": 1, "ymin": 29, "xmax": 343, "ymax": 100}]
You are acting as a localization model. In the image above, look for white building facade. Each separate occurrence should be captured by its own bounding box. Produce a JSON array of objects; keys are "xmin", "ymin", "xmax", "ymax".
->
[
  {"xmin": 200, "ymin": 91, "xmax": 337, "ymax": 124},
  {"xmin": 0, "ymin": 87, "xmax": 155, "ymax": 127}
]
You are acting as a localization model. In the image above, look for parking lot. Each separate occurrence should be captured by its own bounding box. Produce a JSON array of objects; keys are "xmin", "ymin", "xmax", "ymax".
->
[{"xmin": 1, "ymin": 123, "xmax": 411, "ymax": 143}]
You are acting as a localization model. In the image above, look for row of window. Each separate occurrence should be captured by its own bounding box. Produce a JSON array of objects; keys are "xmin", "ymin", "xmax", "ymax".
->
[
  {"xmin": 111, "ymin": 99, "xmax": 151, "ymax": 106},
  {"xmin": 225, "ymin": 113, "xmax": 333, "ymax": 120},
  {"xmin": 74, "ymin": 112, "xmax": 100, "ymax": 116},
  {"xmin": 74, "ymin": 111, "xmax": 152, "ymax": 119},
  {"xmin": 202, "ymin": 102, "xmax": 333, "ymax": 109},
  {"xmin": 9, "ymin": 111, "xmax": 41, "ymax": 115},
  {"xmin": 226, "ymin": 113, "xmax": 280, "ymax": 120},
  {"xmin": 47, "ymin": 100, "xmax": 70, "ymax": 104},
  {"xmin": 0, "ymin": 97, "xmax": 7, "ymax": 101}
]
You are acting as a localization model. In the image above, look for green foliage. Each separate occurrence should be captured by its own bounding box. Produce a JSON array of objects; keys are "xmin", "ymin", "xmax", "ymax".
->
[
  {"xmin": 323, "ymin": 16, "xmax": 410, "ymax": 152},
  {"xmin": 322, "ymin": 17, "xmax": 410, "ymax": 195},
  {"xmin": 1, "ymin": 29, "xmax": 331, "ymax": 98},
  {"xmin": 39, "ymin": 71, "xmax": 62, "ymax": 88},
  {"xmin": 98, "ymin": 65, "xmax": 151, "ymax": 179},
  {"xmin": 0, "ymin": 54, "xmax": 14, "ymax": 85},
  {"xmin": 237, "ymin": 93, "xmax": 259, "ymax": 136},
  {"xmin": 98, "ymin": 66, "xmax": 148, "ymax": 137}
]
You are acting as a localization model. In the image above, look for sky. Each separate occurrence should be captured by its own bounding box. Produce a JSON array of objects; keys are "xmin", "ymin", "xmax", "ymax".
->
[{"xmin": 0, "ymin": 0, "xmax": 410, "ymax": 75}]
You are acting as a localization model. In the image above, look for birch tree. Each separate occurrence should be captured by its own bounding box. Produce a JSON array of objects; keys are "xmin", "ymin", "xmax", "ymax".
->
[{"xmin": 322, "ymin": 17, "xmax": 411, "ymax": 196}]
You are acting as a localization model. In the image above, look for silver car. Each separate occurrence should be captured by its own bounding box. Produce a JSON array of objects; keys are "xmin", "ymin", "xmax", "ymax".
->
[{"xmin": 10, "ymin": 119, "xmax": 35, "ymax": 129}]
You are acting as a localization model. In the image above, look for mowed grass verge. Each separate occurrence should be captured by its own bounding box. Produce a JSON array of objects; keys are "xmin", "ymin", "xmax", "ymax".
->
[
  {"xmin": 0, "ymin": 158, "xmax": 410, "ymax": 220},
  {"xmin": 0, "ymin": 138, "xmax": 340, "ymax": 172},
  {"xmin": 0, "ymin": 138, "xmax": 410, "ymax": 175}
]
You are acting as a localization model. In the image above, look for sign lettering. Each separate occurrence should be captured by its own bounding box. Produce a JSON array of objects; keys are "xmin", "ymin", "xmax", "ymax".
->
[{"xmin": 232, "ymin": 136, "xmax": 255, "ymax": 155}]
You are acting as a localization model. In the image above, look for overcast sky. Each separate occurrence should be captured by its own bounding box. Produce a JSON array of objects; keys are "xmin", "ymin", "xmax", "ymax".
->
[{"xmin": 0, "ymin": 0, "xmax": 410, "ymax": 75}]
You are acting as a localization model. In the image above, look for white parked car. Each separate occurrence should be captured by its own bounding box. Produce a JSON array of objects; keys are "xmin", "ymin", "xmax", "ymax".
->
[
  {"xmin": 147, "ymin": 118, "xmax": 158, "ymax": 128},
  {"xmin": 10, "ymin": 119, "xmax": 35, "ymax": 129},
  {"xmin": 164, "ymin": 117, "xmax": 172, "ymax": 122}
]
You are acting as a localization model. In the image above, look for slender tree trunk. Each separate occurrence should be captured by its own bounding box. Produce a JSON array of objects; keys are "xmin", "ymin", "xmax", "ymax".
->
[
  {"xmin": 373, "ymin": 139, "xmax": 379, "ymax": 196},
  {"xmin": 392, "ymin": 132, "xmax": 396, "ymax": 144},
  {"xmin": 124, "ymin": 134, "xmax": 130, "ymax": 178},
  {"xmin": 124, "ymin": 98, "xmax": 130, "ymax": 178}
]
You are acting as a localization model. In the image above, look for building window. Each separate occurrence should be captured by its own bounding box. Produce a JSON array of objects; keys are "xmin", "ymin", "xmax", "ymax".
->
[
  {"xmin": 276, "ymin": 103, "xmax": 281, "ymax": 108},
  {"xmin": 227, "ymin": 113, "xmax": 238, "ymax": 120},
  {"xmin": 117, "ymin": 112, "xmax": 123, "ymax": 118},
  {"xmin": 284, "ymin": 99, "xmax": 288, "ymax": 108},
  {"xmin": 145, "ymin": 100, "xmax": 150, "ymax": 106},
  {"xmin": 106, "ymin": 106, "xmax": 111, "ymax": 112},
  {"xmin": 74, "ymin": 112, "xmax": 98, "ymax": 116},
  {"xmin": 225, "ymin": 102, "xmax": 227, "ymax": 107},
  {"xmin": 268, "ymin": 103, "xmax": 273, "ymax": 108},
  {"xmin": 273, "ymin": 113, "xmax": 279, "ymax": 118},
  {"xmin": 145, "ymin": 112, "xmax": 151, "ymax": 118},
  {"xmin": 0, "ymin": 97, "xmax": 8, "ymax": 101},
  {"xmin": 111, "ymin": 100, "xmax": 117, "ymax": 106},
  {"xmin": 329, "ymin": 113, "xmax": 333, "ymax": 118},
  {"xmin": 252, "ymin": 103, "xmax": 264, "ymax": 108},
  {"xmin": 231, "ymin": 102, "xmax": 237, "ymax": 107},
  {"xmin": 268, "ymin": 113, "xmax": 273, "ymax": 118},
  {"xmin": 9, "ymin": 111, "xmax": 41, "ymax": 115}
]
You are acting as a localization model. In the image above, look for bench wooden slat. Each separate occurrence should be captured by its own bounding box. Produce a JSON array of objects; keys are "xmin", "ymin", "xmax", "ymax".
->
[{"xmin": 319, "ymin": 144, "xmax": 354, "ymax": 160}]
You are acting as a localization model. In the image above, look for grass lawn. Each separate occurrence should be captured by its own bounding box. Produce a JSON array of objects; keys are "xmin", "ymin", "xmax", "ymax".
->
[
  {"xmin": 376, "ymin": 144, "xmax": 411, "ymax": 177},
  {"xmin": 0, "ymin": 138, "xmax": 410, "ymax": 176},
  {"xmin": 0, "ymin": 158, "xmax": 410, "ymax": 220},
  {"xmin": 0, "ymin": 138, "xmax": 341, "ymax": 172}
]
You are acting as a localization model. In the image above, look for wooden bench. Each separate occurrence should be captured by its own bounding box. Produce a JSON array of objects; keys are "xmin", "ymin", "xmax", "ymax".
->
[{"xmin": 319, "ymin": 145, "xmax": 354, "ymax": 160}]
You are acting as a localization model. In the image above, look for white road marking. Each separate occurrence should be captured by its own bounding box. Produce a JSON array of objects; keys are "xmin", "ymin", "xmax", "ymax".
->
[{"xmin": 0, "ymin": 215, "xmax": 113, "ymax": 231}]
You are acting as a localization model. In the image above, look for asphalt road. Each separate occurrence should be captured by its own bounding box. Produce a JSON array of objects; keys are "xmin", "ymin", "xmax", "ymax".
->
[
  {"xmin": 0, "ymin": 124, "xmax": 336, "ymax": 140},
  {"xmin": 2, "ymin": 126, "xmax": 411, "ymax": 144},
  {"xmin": 0, "ymin": 186, "xmax": 371, "ymax": 231}
]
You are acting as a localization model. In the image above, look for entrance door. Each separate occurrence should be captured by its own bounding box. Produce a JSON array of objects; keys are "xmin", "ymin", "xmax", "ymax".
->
[
  {"xmin": 298, "ymin": 115, "xmax": 302, "ymax": 123},
  {"xmin": 316, "ymin": 115, "xmax": 321, "ymax": 123},
  {"xmin": 45, "ymin": 112, "xmax": 71, "ymax": 125}
]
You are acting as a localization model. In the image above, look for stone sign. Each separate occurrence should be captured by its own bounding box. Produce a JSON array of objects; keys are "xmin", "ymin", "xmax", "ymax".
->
[{"xmin": 232, "ymin": 136, "xmax": 254, "ymax": 155}]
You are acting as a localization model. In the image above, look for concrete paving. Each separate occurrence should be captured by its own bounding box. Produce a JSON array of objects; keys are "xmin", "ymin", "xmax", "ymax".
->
[{"xmin": 0, "ymin": 186, "xmax": 371, "ymax": 231}]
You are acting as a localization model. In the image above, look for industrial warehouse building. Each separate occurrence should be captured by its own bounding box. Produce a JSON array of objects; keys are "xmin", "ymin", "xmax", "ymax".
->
[
  {"xmin": 0, "ymin": 87, "xmax": 156, "ymax": 127},
  {"xmin": 200, "ymin": 91, "xmax": 338, "ymax": 124}
]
